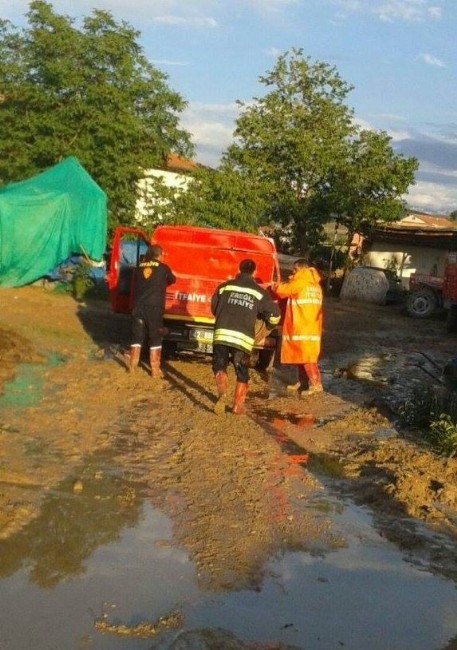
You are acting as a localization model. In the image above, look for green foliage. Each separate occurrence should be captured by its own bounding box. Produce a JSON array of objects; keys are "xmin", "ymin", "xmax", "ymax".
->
[
  {"xmin": 308, "ymin": 243, "xmax": 346, "ymax": 273},
  {"xmin": 134, "ymin": 165, "xmax": 266, "ymax": 233},
  {"xmin": 71, "ymin": 262, "xmax": 94, "ymax": 300},
  {"xmin": 398, "ymin": 386, "xmax": 457, "ymax": 456},
  {"xmin": 0, "ymin": 1, "xmax": 193, "ymax": 229},
  {"xmin": 383, "ymin": 255, "xmax": 400, "ymax": 273},
  {"xmin": 319, "ymin": 130, "xmax": 418, "ymax": 239},
  {"xmin": 398, "ymin": 387, "xmax": 438, "ymax": 428},
  {"xmin": 136, "ymin": 174, "xmax": 184, "ymax": 230},
  {"xmin": 166, "ymin": 166, "xmax": 268, "ymax": 232},
  {"xmin": 427, "ymin": 415, "xmax": 457, "ymax": 457},
  {"xmin": 449, "ymin": 210, "xmax": 457, "ymax": 222},
  {"xmin": 224, "ymin": 49, "xmax": 354, "ymax": 251},
  {"xmin": 222, "ymin": 48, "xmax": 417, "ymax": 253}
]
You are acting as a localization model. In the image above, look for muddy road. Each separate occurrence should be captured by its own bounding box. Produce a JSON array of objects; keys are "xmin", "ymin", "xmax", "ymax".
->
[{"xmin": 1, "ymin": 285, "xmax": 457, "ymax": 649}]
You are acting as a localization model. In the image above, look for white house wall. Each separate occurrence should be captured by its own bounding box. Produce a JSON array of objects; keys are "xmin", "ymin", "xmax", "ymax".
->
[
  {"xmin": 136, "ymin": 169, "xmax": 191, "ymax": 222},
  {"xmin": 364, "ymin": 243, "xmax": 446, "ymax": 288},
  {"xmin": 143, "ymin": 169, "xmax": 191, "ymax": 190}
]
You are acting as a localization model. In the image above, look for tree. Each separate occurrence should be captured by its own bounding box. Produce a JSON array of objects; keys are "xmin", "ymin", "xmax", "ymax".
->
[
  {"xmin": 312, "ymin": 129, "xmax": 418, "ymax": 245},
  {"xmin": 165, "ymin": 166, "xmax": 268, "ymax": 232},
  {"xmin": 449, "ymin": 210, "xmax": 457, "ymax": 222},
  {"xmin": 223, "ymin": 48, "xmax": 417, "ymax": 253},
  {"xmin": 224, "ymin": 49, "xmax": 355, "ymax": 252},
  {"xmin": 0, "ymin": 1, "xmax": 193, "ymax": 229}
]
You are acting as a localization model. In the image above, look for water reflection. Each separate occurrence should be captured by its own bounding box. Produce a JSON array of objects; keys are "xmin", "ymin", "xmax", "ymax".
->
[
  {"xmin": 0, "ymin": 466, "xmax": 142, "ymax": 587},
  {"xmin": 250, "ymin": 408, "xmax": 313, "ymax": 469},
  {"xmin": 1, "ymin": 500, "xmax": 457, "ymax": 650}
]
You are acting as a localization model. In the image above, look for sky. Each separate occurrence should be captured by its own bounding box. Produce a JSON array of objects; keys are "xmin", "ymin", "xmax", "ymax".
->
[{"xmin": 2, "ymin": 0, "xmax": 457, "ymax": 215}]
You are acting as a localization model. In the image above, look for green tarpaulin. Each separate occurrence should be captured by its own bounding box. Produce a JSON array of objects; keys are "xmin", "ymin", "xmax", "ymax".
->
[{"xmin": 0, "ymin": 156, "xmax": 107, "ymax": 287}]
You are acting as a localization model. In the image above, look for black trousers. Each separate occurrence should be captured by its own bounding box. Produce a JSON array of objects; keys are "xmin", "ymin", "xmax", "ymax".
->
[
  {"xmin": 131, "ymin": 306, "xmax": 163, "ymax": 349},
  {"xmin": 212, "ymin": 344, "xmax": 250, "ymax": 384}
]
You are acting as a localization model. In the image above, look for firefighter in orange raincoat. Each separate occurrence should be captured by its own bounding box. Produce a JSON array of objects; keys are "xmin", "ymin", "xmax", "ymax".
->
[{"xmin": 273, "ymin": 258, "xmax": 323, "ymax": 396}]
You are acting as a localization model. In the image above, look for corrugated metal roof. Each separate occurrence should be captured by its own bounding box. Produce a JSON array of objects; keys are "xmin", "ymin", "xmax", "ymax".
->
[{"xmin": 368, "ymin": 227, "xmax": 457, "ymax": 249}]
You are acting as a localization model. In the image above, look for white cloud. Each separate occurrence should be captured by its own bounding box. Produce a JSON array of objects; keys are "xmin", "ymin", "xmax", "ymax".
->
[
  {"xmin": 342, "ymin": 116, "xmax": 457, "ymax": 212},
  {"xmin": 187, "ymin": 101, "xmax": 241, "ymax": 117},
  {"xmin": 328, "ymin": 0, "xmax": 443, "ymax": 22},
  {"xmin": 353, "ymin": 116, "xmax": 377, "ymax": 131},
  {"xmin": 246, "ymin": 0, "xmax": 298, "ymax": 11},
  {"xmin": 2, "ymin": 0, "xmax": 300, "ymax": 25},
  {"xmin": 152, "ymin": 15, "xmax": 218, "ymax": 28},
  {"xmin": 1, "ymin": 0, "xmax": 221, "ymax": 27},
  {"xmin": 405, "ymin": 179, "xmax": 457, "ymax": 213},
  {"xmin": 150, "ymin": 59, "xmax": 190, "ymax": 67},
  {"xmin": 185, "ymin": 119, "xmax": 233, "ymax": 148},
  {"xmin": 419, "ymin": 53, "xmax": 447, "ymax": 68},
  {"xmin": 181, "ymin": 102, "xmax": 241, "ymax": 167},
  {"xmin": 373, "ymin": 113, "xmax": 407, "ymax": 121},
  {"xmin": 392, "ymin": 130, "xmax": 457, "ymax": 211},
  {"xmin": 375, "ymin": 1, "xmax": 441, "ymax": 22},
  {"xmin": 264, "ymin": 47, "xmax": 283, "ymax": 58},
  {"xmin": 329, "ymin": 0, "xmax": 363, "ymax": 12},
  {"xmin": 87, "ymin": 0, "xmax": 217, "ymax": 14},
  {"xmin": 427, "ymin": 5, "xmax": 442, "ymax": 18},
  {"xmin": 385, "ymin": 127, "xmax": 413, "ymax": 141},
  {"xmin": 3, "ymin": 0, "xmax": 445, "ymax": 25},
  {"xmin": 419, "ymin": 162, "xmax": 457, "ymax": 180}
]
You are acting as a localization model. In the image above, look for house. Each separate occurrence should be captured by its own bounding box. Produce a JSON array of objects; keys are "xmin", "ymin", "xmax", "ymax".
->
[
  {"xmin": 148, "ymin": 152, "xmax": 199, "ymax": 184},
  {"xmin": 135, "ymin": 153, "xmax": 200, "ymax": 223},
  {"xmin": 361, "ymin": 211, "xmax": 457, "ymax": 289}
]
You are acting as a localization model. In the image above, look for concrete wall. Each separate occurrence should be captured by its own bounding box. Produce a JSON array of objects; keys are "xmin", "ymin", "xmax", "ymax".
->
[{"xmin": 364, "ymin": 244, "xmax": 446, "ymax": 289}]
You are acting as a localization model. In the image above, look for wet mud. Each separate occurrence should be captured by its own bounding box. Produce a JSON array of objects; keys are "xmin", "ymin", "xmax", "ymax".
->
[{"xmin": 1, "ymin": 286, "xmax": 457, "ymax": 648}]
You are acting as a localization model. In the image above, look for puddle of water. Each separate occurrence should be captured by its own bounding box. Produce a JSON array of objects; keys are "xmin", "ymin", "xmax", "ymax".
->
[
  {"xmin": 184, "ymin": 503, "xmax": 457, "ymax": 650},
  {"xmin": 308, "ymin": 452, "xmax": 347, "ymax": 478},
  {"xmin": 1, "ymin": 499, "xmax": 457, "ymax": 650},
  {"xmin": 0, "ymin": 355, "xmax": 62, "ymax": 408},
  {"xmin": 0, "ymin": 505, "xmax": 198, "ymax": 650}
]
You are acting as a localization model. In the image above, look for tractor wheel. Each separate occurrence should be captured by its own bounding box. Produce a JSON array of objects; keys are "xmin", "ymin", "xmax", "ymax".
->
[{"xmin": 406, "ymin": 288, "xmax": 437, "ymax": 318}]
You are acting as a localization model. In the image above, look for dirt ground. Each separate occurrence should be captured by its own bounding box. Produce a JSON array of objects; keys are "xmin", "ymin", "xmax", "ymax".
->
[{"xmin": 1, "ymin": 284, "xmax": 457, "ymax": 600}]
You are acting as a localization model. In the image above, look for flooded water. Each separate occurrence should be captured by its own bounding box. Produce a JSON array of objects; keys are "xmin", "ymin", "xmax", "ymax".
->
[
  {"xmin": 1, "ymin": 362, "xmax": 457, "ymax": 648},
  {"xmin": 1, "ymin": 487, "xmax": 457, "ymax": 650}
]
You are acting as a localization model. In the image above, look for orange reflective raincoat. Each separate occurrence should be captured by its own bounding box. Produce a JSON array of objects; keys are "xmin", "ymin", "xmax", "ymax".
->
[{"xmin": 274, "ymin": 267, "xmax": 323, "ymax": 364}]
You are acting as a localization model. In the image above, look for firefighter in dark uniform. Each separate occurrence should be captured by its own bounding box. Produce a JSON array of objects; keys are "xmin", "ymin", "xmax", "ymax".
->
[
  {"xmin": 211, "ymin": 258, "xmax": 281, "ymax": 415},
  {"xmin": 129, "ymin": 244, "xmax": 176, "ymax": 378}
]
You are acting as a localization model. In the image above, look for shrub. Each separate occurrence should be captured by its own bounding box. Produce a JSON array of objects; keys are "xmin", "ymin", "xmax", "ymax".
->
[
  {"xmin": 426, "ymin": 414, "xmax": 457, "ymax": 457},
  {"xmin": 398, "ymin": 386, "xmax": 457, "ymax": 457},
  {"xmin": 72, "ymin": 263, "xmax": 94, "ymax": 301}
]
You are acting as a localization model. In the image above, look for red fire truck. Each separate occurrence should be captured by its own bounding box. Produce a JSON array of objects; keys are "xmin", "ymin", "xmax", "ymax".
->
[{"xmin": 106, "ymin": 224, "xmax": 281, "ymax": 363}]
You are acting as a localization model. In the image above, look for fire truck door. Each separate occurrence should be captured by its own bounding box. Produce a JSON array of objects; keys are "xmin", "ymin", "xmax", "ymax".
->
[{"xmin": 108, "ymin": 227, "xmax": 150, "ymax": 313}]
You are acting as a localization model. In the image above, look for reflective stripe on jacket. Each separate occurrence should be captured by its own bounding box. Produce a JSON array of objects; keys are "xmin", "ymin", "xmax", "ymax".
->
[
  {"xmin": 211, "ymin": 273, "xmax": 281, "ymax": 354},
  {"xmin": 274, "ymin": 267, "xmax": 323, "ymax": 364}
]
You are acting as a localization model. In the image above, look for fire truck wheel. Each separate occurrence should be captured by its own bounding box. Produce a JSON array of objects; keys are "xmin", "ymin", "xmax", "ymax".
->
[{"xmin": 406, "ymin": 288, "xmax": 437, "ymax": 318}]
